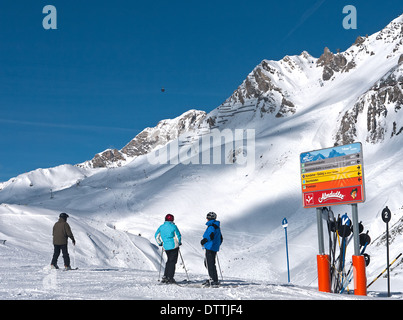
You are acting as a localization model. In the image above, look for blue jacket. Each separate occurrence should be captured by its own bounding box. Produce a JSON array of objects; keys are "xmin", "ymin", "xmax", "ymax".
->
[
  {"xmin": 201, "ymin": 220, "xmax": 223, "ymax": 252},
  {"xmin": 155, "ymin": 221, "xmax": 182, "ymax": 251}
]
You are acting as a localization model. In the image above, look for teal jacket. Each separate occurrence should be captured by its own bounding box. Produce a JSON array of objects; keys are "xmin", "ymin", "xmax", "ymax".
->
[{"xmin": 155, "ymin": 221, "xmax": 182, "ymax": 251}]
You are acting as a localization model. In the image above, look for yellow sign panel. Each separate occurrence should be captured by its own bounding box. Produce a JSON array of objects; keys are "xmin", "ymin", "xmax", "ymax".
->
[{"xmin": 301, "ymin": 165, "xmax": 362, "ymax": 185}]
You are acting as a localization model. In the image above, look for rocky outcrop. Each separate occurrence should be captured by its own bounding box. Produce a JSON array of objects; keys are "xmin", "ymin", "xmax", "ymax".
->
[
  {"xmin": 90, "ymin": 149, "xmax": 126, "ymax": 168},
  {"xmin": 316, "ymin": 47, "xmax": 349, "ymax": 81},
  {"xmin": 80, "ymin": 110, "xmax": 207, "ymax": 168},
  {"xmin": 121, "ymin": 110, "xmax": 206, "ymax": 158},
  {"xmin": 335, "ymin": 64, "xmax": 403, "ymax": 145},
  {"xmin": 221, "ymin": 57, "xmax": 300, "ymax": 121},
  {"xmin": 226, "ymin": 61, "xmax": 282, "ymax": 105}
]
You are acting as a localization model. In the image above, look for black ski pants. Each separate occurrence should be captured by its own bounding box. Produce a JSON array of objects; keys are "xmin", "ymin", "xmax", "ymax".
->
[
  {"xmin": 205, "ymin": 249, "xmax": 218, "ymax": 283},
  {"xmin": 164, "ymin": 247, "xmax": 179, "ymax": 279},
  {"xmin": 51, "ymin": 244, "xmax": 70, "ymax": 267}
]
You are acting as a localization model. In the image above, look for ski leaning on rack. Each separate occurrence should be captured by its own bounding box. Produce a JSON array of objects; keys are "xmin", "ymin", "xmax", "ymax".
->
[
  {"xmin": 324, "ymin": 207, "xmax": 371, "ymax": 293},
  {"xmin": 339, "ymin": 231, "xmax": 371, "ymax": 293}
]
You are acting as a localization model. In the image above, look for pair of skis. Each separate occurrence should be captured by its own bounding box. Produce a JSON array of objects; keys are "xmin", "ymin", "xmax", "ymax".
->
[
  {"xmin": 324, "ymin": 207, "xmax": 371, "ymax": 294},
  {"xmin": 172, "ymin": 280, "xmax": 222, "ymax": 288}
]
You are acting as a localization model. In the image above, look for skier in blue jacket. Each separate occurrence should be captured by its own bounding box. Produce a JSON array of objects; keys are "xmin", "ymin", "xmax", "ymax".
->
[
  {"xmin": 201, "ymin": 212, "xmax": 223, "ymax": 286},
  {"xmin": 155, "ymin": 214, "xmax": 182, "ymax": 283}
]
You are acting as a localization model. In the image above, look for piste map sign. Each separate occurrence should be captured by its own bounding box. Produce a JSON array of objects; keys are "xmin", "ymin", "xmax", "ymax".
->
[{"xmin": 300, "ymin": 142, "xmax": 365, "ymax": 208}]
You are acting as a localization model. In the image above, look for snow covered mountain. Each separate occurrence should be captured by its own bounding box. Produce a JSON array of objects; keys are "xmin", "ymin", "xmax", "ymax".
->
[
  {"xmin": 79, "ymin": 109, "xmax": 207, "ymax": 168},
  {"xmin": 81, "ymin": 13, "xmax": 403, "ymax": 171},
  {"xmin": 1, "ymin": 14, "xmax": 403, "ymax": 300}
]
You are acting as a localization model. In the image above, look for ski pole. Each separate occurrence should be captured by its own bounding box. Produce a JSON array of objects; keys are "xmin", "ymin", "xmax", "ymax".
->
[
  {"xmin": 178, "ymin": 248, "xmax": 189, "ymax": 282},
  {"xmin": 73, "ymin": 244, "xmax": 76, "ymax": 269},
  {"xmin": 367, "ymin": 253, "xmax": 402, "ymax": 288},
  {"xmin": 216, "ymin": 252, "xmax": 223, "ymax": 281},
  {"xmin": 158, "ymin": 247, "xmax": 165, "ymax": 281}
]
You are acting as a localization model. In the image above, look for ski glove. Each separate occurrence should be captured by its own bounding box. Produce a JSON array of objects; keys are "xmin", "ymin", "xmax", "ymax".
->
[{"xmin": 200, "ymin": 238, "xmax": 208, "ymax": 246}]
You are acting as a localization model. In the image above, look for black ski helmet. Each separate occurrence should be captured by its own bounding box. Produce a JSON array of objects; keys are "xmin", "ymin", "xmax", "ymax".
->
[
  {"xmin": 165, "ymin": 214, "xmax": 174, "ymax": 222},
  {"xmin": 206, "ymin": 212, "xmax": 217, "ymax": 220},
  {"xmin": 59, "ymin": 212, "xmax": 69, "ymax": 220}
]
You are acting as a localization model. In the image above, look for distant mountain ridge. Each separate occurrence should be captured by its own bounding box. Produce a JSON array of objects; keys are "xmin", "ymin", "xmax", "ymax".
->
[{"xmin": 80, "ymin": 13, "xmax": 403, "ymax": 169}]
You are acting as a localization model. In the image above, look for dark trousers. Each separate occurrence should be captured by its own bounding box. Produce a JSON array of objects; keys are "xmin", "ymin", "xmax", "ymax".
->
[
  {"xmin": 51, "ymin": 244, "xmax": 70, "ymax": 267},
  {"xmin": 205, "ymin": 249, "xmax": 218, "ymax": 282},
  {"xmin": 164, "ymin": 247, "xmax": 179, "ymax": 279}
]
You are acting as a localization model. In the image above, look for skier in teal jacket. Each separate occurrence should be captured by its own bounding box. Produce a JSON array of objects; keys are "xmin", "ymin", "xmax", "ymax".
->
[{"xmin": 155, "ymin": 214, "xmax": 182, "ymax": 283}]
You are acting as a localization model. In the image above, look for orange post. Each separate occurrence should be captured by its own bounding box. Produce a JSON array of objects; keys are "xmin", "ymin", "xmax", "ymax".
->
[
  {"xmin": 317, "ymin": 254, "xmax": 331, "ymax": 293},
  {"xmin": 352, "ymin": 255, "xmax": 367, "ymax": 296}
]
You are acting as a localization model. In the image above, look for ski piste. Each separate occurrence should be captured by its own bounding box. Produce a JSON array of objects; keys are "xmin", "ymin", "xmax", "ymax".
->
[{"xmin": 323, "ymin": 207, "xmax": 371, "ymax": 294}]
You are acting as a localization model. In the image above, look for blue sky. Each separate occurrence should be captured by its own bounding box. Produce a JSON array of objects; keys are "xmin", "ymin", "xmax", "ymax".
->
[{"xmin": 0, "ymin": 0, "xmax": 402, "ymax": 181}]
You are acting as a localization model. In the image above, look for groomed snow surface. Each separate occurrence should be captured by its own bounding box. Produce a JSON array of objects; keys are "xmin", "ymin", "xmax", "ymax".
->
[
  {"xmin": 0, "ymin": 199, "xmax": 401, "ymax": 301},
  {"xmin": 0, "ymin": 203, "xmax": 338, "ymax": 300}
]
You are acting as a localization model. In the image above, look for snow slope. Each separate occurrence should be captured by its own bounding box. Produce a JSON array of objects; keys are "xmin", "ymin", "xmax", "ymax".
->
[{"xmin": 1, "ymin": 15, "xmax": 403, "ymax": 300}]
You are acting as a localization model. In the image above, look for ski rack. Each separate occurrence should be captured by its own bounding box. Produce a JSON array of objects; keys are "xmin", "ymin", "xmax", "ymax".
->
[{"xmin": 315, "ymin": 204, "xmax": 367, "ymax": 296}]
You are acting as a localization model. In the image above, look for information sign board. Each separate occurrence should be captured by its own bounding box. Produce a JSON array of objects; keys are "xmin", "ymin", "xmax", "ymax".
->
[{"xmin": 300, "ymin": 142, "xmax": 365, "ymax": 208}]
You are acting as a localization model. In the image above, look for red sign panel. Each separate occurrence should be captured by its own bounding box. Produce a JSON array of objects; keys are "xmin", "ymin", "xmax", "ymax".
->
[{"xmin": 303, "ymin": 185, "xmax": 364, "ymax": 207}]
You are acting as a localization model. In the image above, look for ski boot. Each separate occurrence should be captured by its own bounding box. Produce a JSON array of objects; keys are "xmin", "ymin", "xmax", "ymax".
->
[
  {"xmin": 166, "ymin": 278, "xmax": 176, "ymax": 284},
  {"xmin": 202, "ymin": 279, "xmax": 220, "ymax": 288}
]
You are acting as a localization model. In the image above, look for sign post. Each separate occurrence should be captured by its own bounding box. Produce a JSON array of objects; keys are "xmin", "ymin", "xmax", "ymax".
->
[
  {"xmin": 381, "ymin": 206, "xmax": 392, "ymax": 297},
  {"xmin": 351, "ymin": 203, "xmax": 367, "ymax": 295},
  {"xmin": 300, "ymin": 142, "xmax": 366, "ymax": 295},
  {"xmin": 282, "ymin": 218, "xmax": 290, "ymax": 283},
  {"xmin": 316, "ymin": 208, "xmax": 331, "ymax": 292}
]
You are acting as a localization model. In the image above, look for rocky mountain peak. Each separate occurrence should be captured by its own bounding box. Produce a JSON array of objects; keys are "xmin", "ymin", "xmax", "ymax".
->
[
  {"xmin": 80, "ymin": 13, "xmax": 403, "ymax": 169},
  {"xmin": 80, "ymin": 109, "xmax": 206, "ymax": 168},
  {"xmin": 316, "ymin": 47, "xmax": 352, "ymax": 80},
  {"xmin": 335, "ymin": 63, "xmax": 403, "ymax": 145},
  {"xmin": 332, "ymin": 14, "xmax": 403, "ymax": 145}
]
